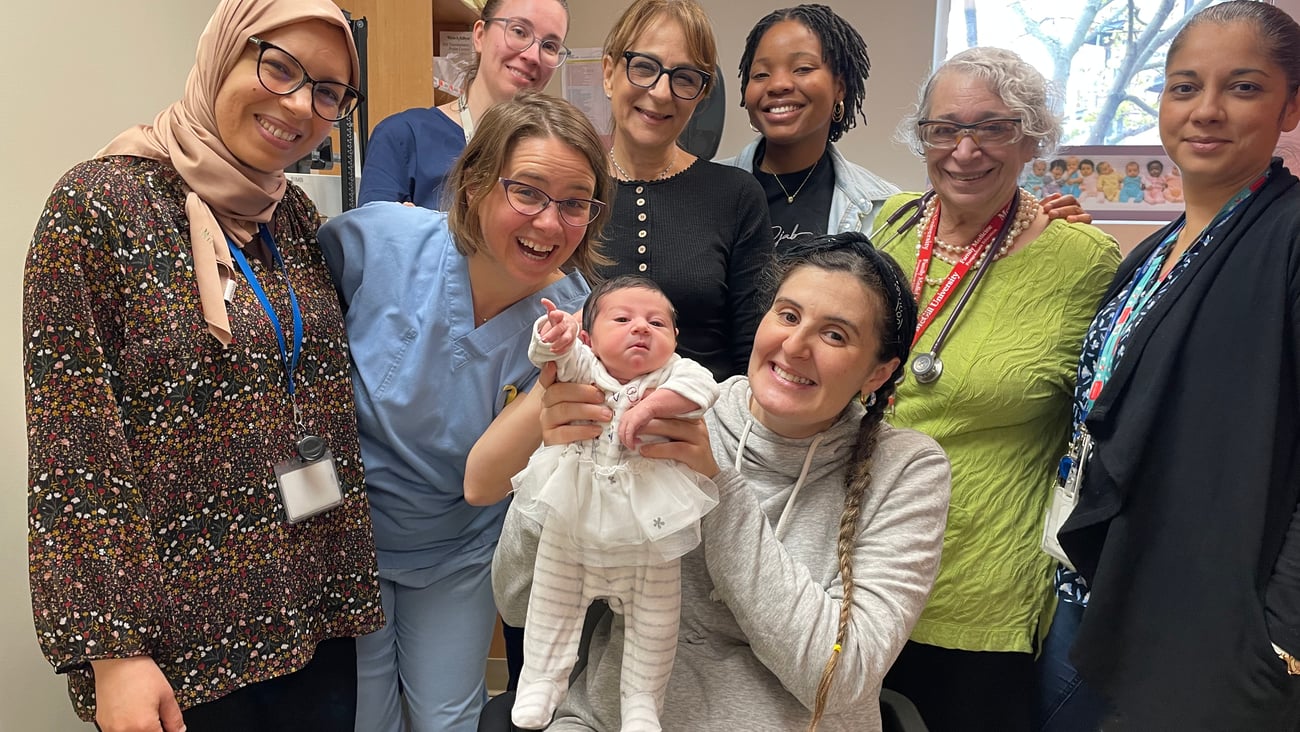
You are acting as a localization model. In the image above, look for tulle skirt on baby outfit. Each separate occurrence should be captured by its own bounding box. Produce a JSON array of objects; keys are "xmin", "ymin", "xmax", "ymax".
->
[{"xmin": 511, "ymin": 442, "xmax": 719, "ymax": 566}]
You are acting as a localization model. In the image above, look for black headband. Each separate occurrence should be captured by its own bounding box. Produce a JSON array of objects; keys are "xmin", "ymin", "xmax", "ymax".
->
[{"xmin": 775, "ymin": 232, "xmax": 914, "ymax": 367}]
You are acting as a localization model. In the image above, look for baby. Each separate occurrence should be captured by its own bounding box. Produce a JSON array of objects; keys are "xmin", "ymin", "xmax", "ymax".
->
[
  {"xmin": 1062, "ymin": 155, "xmax": 1083, "ymax": 197},
  {"xmin": 510, "ymin": 275, "xmax": 719, "ymax": 731},
  {"xmin": 1096, "ymin": 160, "xmax": 1121, "ymax": 202},
  {"xmin": 1043, "ymin": 158, "xmax": 1067, "ymax": 197},
  {"xmin": 1119, "ymin": 161, "xmax": 1144, "ymax": 203},
  {"xmin": 1021, "ymin": 158, "xmax": 1049, "ymax": 198},
  {"xmin": 1166, "ymin": 164, "xmax": 1184, "ymax": 203},
  {"xmin": 1078, "ymin": 159, "xmax": 1103, "ymax": 203},
  {"xmin": 1143, "ymin": 159, "xmax": 1168, "ymax": 204}
]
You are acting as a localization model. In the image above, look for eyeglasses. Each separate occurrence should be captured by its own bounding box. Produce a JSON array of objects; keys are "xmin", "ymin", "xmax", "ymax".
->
[
  {"xmin": 499, "ymin": 178, "xmax": 605, "ymax": 226},
  {"xmin": 484, "ymin": 17, "xmax": 571, "ymax": 67},
  {"xmin": 248, "ymin": 37, "xmax": 364, "ymax": 122},
  {"xmin": 621, "ymin": 52, "xmax": 711, "ymax": 101},
  {"xmin": 916, "ymin": 117, "xmax": 1023, "ymax": 149}
]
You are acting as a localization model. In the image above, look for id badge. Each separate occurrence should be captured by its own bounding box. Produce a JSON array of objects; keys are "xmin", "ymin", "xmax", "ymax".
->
[
  {"xmin": 274, "ymin": 436, "xmax": 344, "ymax": 524},
  {"xmin": 1041, "ymin": 430, "xmax": 1093, "ymax": 569}
]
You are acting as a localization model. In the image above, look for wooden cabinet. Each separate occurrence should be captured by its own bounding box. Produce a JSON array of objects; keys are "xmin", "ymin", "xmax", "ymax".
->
[{"xmin": 334, "ymin": 0, "xmax": 479, "ymax": 134}]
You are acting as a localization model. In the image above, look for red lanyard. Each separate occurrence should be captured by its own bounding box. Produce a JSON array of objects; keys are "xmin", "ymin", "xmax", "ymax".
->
[{"xmin": 910, "ymin": 197, "xmax": 1013, "ymax": 347}]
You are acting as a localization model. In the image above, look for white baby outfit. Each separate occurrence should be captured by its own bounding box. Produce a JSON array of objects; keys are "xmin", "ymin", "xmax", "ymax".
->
[{"xmin": 509, "ymin": 317, "xmax": 719, "ymax": 731}]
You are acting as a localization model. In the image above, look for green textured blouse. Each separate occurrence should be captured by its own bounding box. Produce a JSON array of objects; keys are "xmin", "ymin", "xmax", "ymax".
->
[{"xmin": 877, "ymin": 192, "xmax": 1121, "ymax": 652}]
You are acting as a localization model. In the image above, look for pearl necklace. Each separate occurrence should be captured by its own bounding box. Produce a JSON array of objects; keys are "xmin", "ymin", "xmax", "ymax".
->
[
  {"xmin": 916, "ymin": 189, "xmax": 1039, "ymax": 285},
  {"xmin": 610, "ymin": 148, "xmax": 674, "ymax": 181}
]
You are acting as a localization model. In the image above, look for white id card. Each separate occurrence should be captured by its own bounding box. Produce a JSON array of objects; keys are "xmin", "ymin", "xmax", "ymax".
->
[
  {"xmin": 274, "ymin": 449, "xmax": 344, "ymax": 524},
  {"xmin": 1041, "ymin": 432, "xmax": 1092, "ymax": 569}
]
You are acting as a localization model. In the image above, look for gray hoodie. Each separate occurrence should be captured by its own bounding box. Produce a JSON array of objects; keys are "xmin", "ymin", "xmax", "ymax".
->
[{"xmin": 493, "ymin": 376, "xmax": 950, "ymax": 731}]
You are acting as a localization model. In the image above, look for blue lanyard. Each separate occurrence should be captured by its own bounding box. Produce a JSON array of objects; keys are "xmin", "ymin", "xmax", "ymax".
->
[
  {"xmin": 1080, "ymin": 172, "xmax": 1265, "ymax": 425},
  {"xmin": 227, "ymin": 224, "xmax": 304, "ymax": 399}
]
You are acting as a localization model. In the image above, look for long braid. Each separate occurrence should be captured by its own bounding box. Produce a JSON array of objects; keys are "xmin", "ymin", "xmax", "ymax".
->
[
  {"xmin": 807, "ymin": 390, "xmax": 892, "ymax": 731},
  {"xmin": 765, "ymin": 232, "xmax": 913, "ymax": 731}
]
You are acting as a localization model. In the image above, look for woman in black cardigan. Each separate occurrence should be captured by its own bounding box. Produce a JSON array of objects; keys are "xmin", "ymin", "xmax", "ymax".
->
[{"xmin": 1056, "ymin": 2, "xmax": 1300, "ymax": 729}]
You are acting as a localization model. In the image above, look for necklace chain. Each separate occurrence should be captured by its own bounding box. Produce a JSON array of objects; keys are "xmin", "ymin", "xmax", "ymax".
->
[
  {"xmin": 766, "ymin": 158, "xmax": 820, "ymax": 204},
  {"xmin": 610, "ymin": 148, "xmax": 674, "ymax": 181},
  {"xmin": 915, "ymin": 188, "xmax": 1039, "ymax": 286}
]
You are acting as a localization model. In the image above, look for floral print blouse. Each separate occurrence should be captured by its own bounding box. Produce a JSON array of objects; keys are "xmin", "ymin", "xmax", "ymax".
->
[{"xmin": 24, "ymin": 156, "xmax": 382, "ymax": 720}]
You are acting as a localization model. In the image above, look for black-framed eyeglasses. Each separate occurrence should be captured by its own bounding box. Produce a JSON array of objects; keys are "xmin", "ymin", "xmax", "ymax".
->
[
  {"xmin": 499, "ymin": 178, "xmax": 605, "ymax": 226},
  {"xmin": 484, "ymin": 17, "xmax": 571, "ymax": 68},
  {"xmin": 248, "ymin": 37, "xmax": 364, "ymax": 122},
  {"xmin": 621, "ymin": 51, "xmax": 711, "ymax": 101},
  {"xmin": 916, "ymin": 117, "xmax": 1023, "ymax": 149}
]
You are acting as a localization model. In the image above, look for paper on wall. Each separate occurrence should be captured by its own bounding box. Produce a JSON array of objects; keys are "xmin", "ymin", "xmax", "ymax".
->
[
  {"xmin": 435, "ymin": 31, "xmax": 474, "ymax": 97},
  {"xmin": 561, "ymin": 47, "xmax": 611, "ymax": 140}
]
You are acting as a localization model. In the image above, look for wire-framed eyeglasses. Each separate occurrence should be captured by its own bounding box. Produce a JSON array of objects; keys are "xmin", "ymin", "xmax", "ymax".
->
[
  {"xmin": 484, "ymin": 17, "xmax": 571, "ymax": 67},
  {"xmin": 248, "ymin": 37, "xmax": 363, "ymax": 122},
  {"xmin": 499, "ymin": 178, "xmax": 605, "ymax": 227},
  {"xmin": 917, "ymin": 117, "xmax": 1023, "ymax": 149},
  {"xmin": 622, "ymin": 52, "xmax": 711, "ymax": 101}
]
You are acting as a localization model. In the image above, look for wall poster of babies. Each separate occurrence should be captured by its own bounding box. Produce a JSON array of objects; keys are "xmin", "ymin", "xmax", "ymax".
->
[{"xmin": 1021, "ymin": 145, "xmax": 1182, "ymax": 221}]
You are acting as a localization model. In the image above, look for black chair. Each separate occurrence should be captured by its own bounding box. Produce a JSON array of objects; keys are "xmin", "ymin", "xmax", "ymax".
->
[
  {"xmin": 477, "ymin": 690, "xmax": 521, "ymax": 732},
  {"xmin": 479, "ymin": 602, "xmax": 609, "ymax": 732},
  {"xmin": 880, "ymin": 687, "xmax": 929, "ymax": 732}
]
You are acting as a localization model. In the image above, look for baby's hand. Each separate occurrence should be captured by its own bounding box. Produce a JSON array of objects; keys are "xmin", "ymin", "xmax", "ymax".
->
[
  {"xmin": 537, "ymin": 298, "xmax": 578, "ymax": 355},
  {"xmin": 618, "ymin": 401, "xmax": 654, "ymax": 450}
]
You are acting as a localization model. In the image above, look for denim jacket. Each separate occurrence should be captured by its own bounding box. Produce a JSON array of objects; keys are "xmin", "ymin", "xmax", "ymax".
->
[{"xmin": 718, "ymin": 138, "xmax": 899, "ymax": 235}]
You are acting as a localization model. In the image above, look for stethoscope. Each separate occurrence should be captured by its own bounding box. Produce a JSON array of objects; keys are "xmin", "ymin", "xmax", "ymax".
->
[
  {"xmin": 867, "ymin": 189, "xmax": 936, "ymax": 252},
  {"xmin": 869, "ymin": 189, "xmax": 1018, "ymax": 385}
]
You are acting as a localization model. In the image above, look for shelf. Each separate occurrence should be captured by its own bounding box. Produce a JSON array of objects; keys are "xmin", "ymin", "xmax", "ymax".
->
[{"xmin": 334, "ymin": 0, "xmax": 476, "ymax": 133}]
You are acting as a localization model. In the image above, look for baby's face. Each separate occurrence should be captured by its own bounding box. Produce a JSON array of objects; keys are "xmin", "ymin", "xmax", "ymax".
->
[
  {"xmin": 1051, "ymin": 162, "xmax": 1066, "ymax": 176},
  {"xmin": 1066, "ymin": 157, "xmax": 1079, "ymax": 171},
  {"xmin": 1080, "ymin": 162, "xmax": 1094, "ymax": 176},
  {"xmin": 586, "ymin": 287, "xmax": 678, "ymax": 382},
  {"xmin": 1098, "ymin": 162, "xmax": 1113, "ymax": 175},
  {"xmin": 1148, "ymin": 161, "xmax": 1164, "ymax": 176},
  {"xmin": 1032, "ymin": 160, "xmax": 1047, "ymax": 175},
  {"xmin": 1126, "ymin": 162, "xmax": 1140, "ymax": 176}
]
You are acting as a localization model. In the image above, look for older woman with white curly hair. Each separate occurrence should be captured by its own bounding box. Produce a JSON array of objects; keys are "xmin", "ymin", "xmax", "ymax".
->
[{"xmin": 870, "ymin": 47, "xmax": 1121, "ymax": 732}]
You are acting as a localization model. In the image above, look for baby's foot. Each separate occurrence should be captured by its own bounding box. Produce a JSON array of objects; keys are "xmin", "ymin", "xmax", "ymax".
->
[
  {"xmin": 511, "ymin": 679, "xmax": 564, "ymax": 730},
  {"xmin": 620, "ymin": 692, "xmax": 662, "ymax": 732}
]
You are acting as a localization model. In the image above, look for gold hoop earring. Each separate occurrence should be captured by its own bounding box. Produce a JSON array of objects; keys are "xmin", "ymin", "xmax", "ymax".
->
[
  {"xmin": 859, "ymin": 392, "xmax": 876, "ymax": 408},
  {"xmin": 832, "ymin": 100, "xmax": 845, "ymax": 123}
]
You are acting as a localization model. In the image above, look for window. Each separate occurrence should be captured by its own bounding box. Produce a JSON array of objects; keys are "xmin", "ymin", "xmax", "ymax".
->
[{"xmin": 936, "ymin": 0, "xmax": 1236, "ymax": 146}]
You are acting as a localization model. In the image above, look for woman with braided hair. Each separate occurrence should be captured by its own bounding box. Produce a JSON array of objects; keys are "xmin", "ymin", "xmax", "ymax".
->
[{"xmin": 479, "ymin": 232, "xmax": 951, "ymax": 730}]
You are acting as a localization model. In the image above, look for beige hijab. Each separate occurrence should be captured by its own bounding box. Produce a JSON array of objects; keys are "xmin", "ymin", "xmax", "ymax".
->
[{"xmin": 98, "ymin": 0, "xmax": 361, "ymax": 345}]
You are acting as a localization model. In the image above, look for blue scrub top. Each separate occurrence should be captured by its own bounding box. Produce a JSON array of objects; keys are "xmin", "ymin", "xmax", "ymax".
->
[
  {"xmin": 319, "ymin": 202, "xmax": 590, "ymax": 574},
  {"xmin": 358, "ymin": 106, "xmax": 466, "ymax": 209}
]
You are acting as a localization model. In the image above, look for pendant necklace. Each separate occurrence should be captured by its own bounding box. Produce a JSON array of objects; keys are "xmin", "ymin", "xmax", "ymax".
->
[
  {"xmin": 766, "ymin": 158, "xmax": 820, "ymax": 204},
  {"xmin": 610, "ymin": 148, "xmax": 674, "ymax": 181}
]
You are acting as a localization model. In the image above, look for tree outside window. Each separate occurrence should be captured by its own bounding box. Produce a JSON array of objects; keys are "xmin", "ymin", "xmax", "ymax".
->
[{"xmin": 939, "ymin": 0, "xmax": 1234, "ymax": 146}]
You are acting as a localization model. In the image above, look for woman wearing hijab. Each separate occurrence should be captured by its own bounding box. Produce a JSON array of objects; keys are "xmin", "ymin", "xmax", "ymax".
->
[{"xmin": 22, "ymin": 2, "xmax": 381, "ymax": 731}]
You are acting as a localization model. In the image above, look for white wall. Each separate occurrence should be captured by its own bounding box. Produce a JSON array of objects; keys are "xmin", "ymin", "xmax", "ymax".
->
[{"xmin": 2, "ymin": 3, "xmax": 219, "ymax": 730}]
